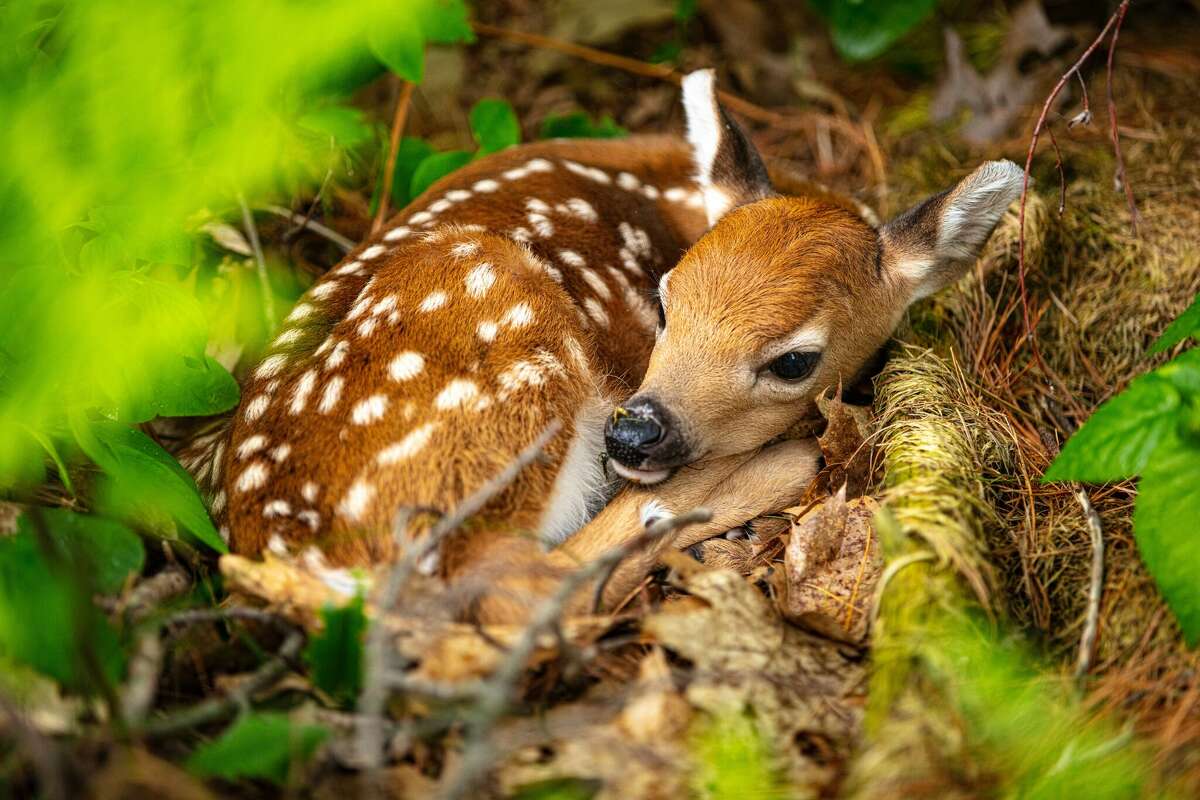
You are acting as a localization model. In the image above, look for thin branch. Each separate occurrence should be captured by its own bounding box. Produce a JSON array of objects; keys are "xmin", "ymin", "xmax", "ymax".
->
[
  {"xmin": 1045, "ymin": 126, "xmax": 1067, "ymax": 214},
  {"xmin": 1016, "ymin": 0, "xmax": 1132, "ymax": 382},
  {"xmin": 372, "ymin": 79, "xmax": 415, "ymax": 236},
  {"xmin": 1073, "ymin": 486, "xmax": 1105, "ymax": 681},
  {"xmin": 119, "ymin": 567, "xmax": 191, "ymax": 623},
  {"xmin": 262, "ymin": 204, "xmax": 355, "ymax": 253},
  {"xmin": 121, "ymin": 630, "xmax": 164, "ymax": 725},
  {"xmin": 357, "ymin": 421, "xmax": 562, "ymax": 771},
  {"xmin": 0, "ymin": 690, "xmax": 67, "ymax": 800},
  {"xmin": 1104, "ymin": 1, "xmax": 1140, "ymax": 235},
  {"xmin": 239, "ymin": 193, "xmax": 276, "ymax": 330},
  {"xmin": 440, "ymin": 506, "xmax": 712, "ymax": 800},
  {"xmin": 139, "ymin": 631, "xmax": 304, "ymax": 737}
]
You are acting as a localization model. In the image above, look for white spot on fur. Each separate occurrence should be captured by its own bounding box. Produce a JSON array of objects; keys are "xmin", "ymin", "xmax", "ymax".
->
[
  {"xmin": 477, "ymin": 320, "xmax": 498, "ymax": 342},
  {"xmin": 325, "ymin": 340, "xmax": 349, "ymax": 370},
  {"xmin": 465, "ymin": 262, "xmax": 496, "ymax": 298},
  {"xmin": 510, "ymin": 227, "xmax": 533, "ymax": 243},
  {"xmin": 447, "ymin": 189, "xmax": 472, "ymax": 202},
  {"xmin": 451, "ymin": 241, "xmax": 480, "ymax": 258},
  {"xmin": 384, "ymin": 226, "xmax": 411, "ymax": 242},
  {"xmin": 559, "ymin": 197, "xmax": 598, "ymax": 222},
  {"xmin": 297, "ymin": 510, "xmax": 320, "ymax": 531},
  {"xmin": 526, "ymin": 198, "xmax": 551, "ymax": 214},
  {"xmin": 473, "ymin": 179, "xmax": 500, "ymax": 192},
  {"xmin": 237, "ymin": 435, "xmax": 268, "ymax": 460},
  {"xmin": 301, "ymin": 482, "xmax": 320, "ymax": 503},
  {"xmin": 617, "ymin": 172, "xmax": 641, "ymax": 191},
  {"xmin": 564, "ymin": 337, "xmax": 590, "ymax": 374},
  {"xmin": 273, "ymin": 328, "xmax": 302, "ymax": 347},
  {"xmin": 336, "ymin": 480, "xmax": 376, "ymax": 522},
  {"xmin": 389, "ymin": 351, "xmax": 425, "ymax": 382},
  {"xmin": 361, "ymin": 244, "xmax": 386, "ymax": 260},
  {"xmin": 264, "ymin": 499, "xmax": 292, "ymax": 518},
  {"xmin": 527, "ymin": 213, "xmax": 554, "ymax": 238},
  {"xmin": 663, "ymin": 187, "xmax": 690, "ymax": 203},
  {"xmin": 377, "ymin": 422, "xmax": 438, "ymax": 465},
  {"xmin": 502, "ymin": 302, "xmax": 535, "ymax": 328},
  {"xmin": 640, "ymin": 498, "xmax": 673, "ymax": 528},
  {"xmin": 318, "ymin": 376, "xmax": 344, "ymax": 413},
  {"xmin": 351, "ymin": 394, "xmax": 389, "ymax": 425},
  {"xmin": 526, "ymin": 158, "xmax": 554, "ymax": 173},
  {"xmin": 562, "ymin": 159, "xmax": 610, "ymax": 184},
  {"xmin": 434, "ymin": 379, "xmax": 480, "ymax": 410},
  {"xmin": 287, "ymin": 303, "xmax": 314, "ymax": 322},
  {"xmin": 347, "ymin": 293, "xmax": 373, "ymax": 321},
  {"xmin": 408, "ymin": 210, "xmax": 434, "ymax": 225},
  {"xmin": 579, "ymin": 268, "xmax": 611, "ymax": 300},
  {"xmin": 419, "ymin": 291, "xmax": 448, "ymax": 312},
  {"xmin": 255, "ymin": 354, "xmax": 288, "ymax": 381},
  {"xmin": 245, "ymin": 394, "xmax": 270, "ymax": 421},
  {"xmin": 584, "ymin": 297, "xmax": 609, "ymax": 327},
  {"xmin": 290, "ymin": 370, "xmax": 317, "ymax": 414},
  {"xmin": 311, "ymin": 280, "xmax": 339, "ymax": 299},
  {"xmin": 642, "ymin": 184, "xmax": 661, "ymax": 200},
  {"xmin": 558, "ymin": 249, "xmax": 586, "ymax": 268},
  {"xmin": 503, "ymin": 166, "xmax": 530, "ymax": 181},
  {"xmin": 334, "ymin": 260, "xmax": 364, "ymax": 276},
  {"xmin": 372, "ymin": 295, "xmax": 397, "ymax": 316},
  {"xmin": 626, "ymin": 286, "xmax": 659, "ymax": 333},
  {"xmin": 429, "ymin": 199, "xmax": 452, "ymax": 213},
  {"xmin": 619, "ymin": 222, "xmax": 652, "ymax": 257},
  {"xmin": 357, "ymin": 317, "xmax": 377, "ymax": 337},
  {"xmin": 267, "ymin": 534, "xmax": 288, "ymax": 556},
  {"xmin": 497, "ymin": 360, "xmax": 546, "ymax": 399},
  {"xmin": 236, "ymin": 462, "xmax": 269, "ymax": 493},
  {"xmin": 212, "ymin": 489, "xmax": 227, "ymax": 514},
  {"xmin": 619, "ymin": 247, "xmax": 644, "ymax": 277}
]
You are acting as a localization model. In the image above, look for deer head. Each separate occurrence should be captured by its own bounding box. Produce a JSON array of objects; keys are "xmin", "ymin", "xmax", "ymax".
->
[{"xmin": 604, "ymin": 69, "xmax": 1024, "ymax": 483}]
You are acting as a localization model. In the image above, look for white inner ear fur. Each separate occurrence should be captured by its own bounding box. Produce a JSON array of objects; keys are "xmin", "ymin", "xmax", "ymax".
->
[
  {"xmin": 681, "ymin": 69, "xmax": 736, "ymax": 226},
  {"xmin": 893, "ymin": 159, "xmax": 1024, "ymax": 301}
]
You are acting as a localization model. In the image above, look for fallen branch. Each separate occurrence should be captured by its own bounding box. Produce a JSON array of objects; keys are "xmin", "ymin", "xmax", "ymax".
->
[
  {"xmin": 0, "ymin": 690, "xmax": 66, "ymax": 800},
  {"xmin": 239, "ymin": 193, "xmax": 276, "ymax": 330},
  {"xmin": 139, "ymin": 631, "xmax": 304, "ymax": 738},
  {"xmin": 262, "ymin": 204, "xmax": 355, "ymax": 253},
  {"xmin": 1073, "ymin": 486, "xmax": 1105, "ymax": 681},
  {"xmin": 371, "ymin": 78, "xmax": 415, "ymax": 236},
  {"xmin": 357, "ymin": 421, "xmax": 562, "ymax": 770},
  {"xmin": 440, "ymin": 506, "xmax": 712, "ymax": 800}
]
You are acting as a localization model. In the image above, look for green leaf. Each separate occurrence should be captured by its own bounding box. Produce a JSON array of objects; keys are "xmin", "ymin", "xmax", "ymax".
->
[
  {"xmin": 304, "ymin": 596, "xmax": 366, "ymax": 706},
  {"xmin": 675, "ymin": 0, "xmax": 699, "ymax": 23},
  {"xmin": 539, "ymin": 112, "xmax": 627, "ymax": 140},
  {"xmin": 368, "ymin": 23, "xmax": 425, "ymax": 82},
  {"xmin": 470, "ymin": 99, "xmax": 521, "ymax": 155},
  {"xmin": 391, "ymin": 137, "xmax": 436, "ymax": 208},
  {"xmin": 187, "ymin": 712, "xmax": 328, "ymax": 785},
  {"xmin": 128, "ymin": 356, "xmax": 240, "ymax": 423},
  {"xmin": 1133, "ymin": 443, "xmax": 1200, "ymax": 645},
  {"xmin": 413, "ymin": 0, "xmax": 474, "ymax": 44},
  {"xmin": 298, "ymin": 105, "xmax": 374, "ymax": 149},
  {"xmin": 813, "ymin": 0, "xmax": 938, "ymax": 62},
  {"xmin": 409, "ymin": 150, "xmax": 472, "ymax": 198},
  {"xmin": 80, "ymin": 420, "xmax": 227, "ymax": 553},
  {"xmin": 0, "ymin": 512, "xmax": 127, "ymax": 691},
  {"xmin": 28, "ymin": 509, "xmax": 144, "ymax": 595},
  {"xmin": 1149, "ymin": 293, "xmax": 1200, "ymax": 355},
  {"xmin": 1044, "ymin": 372, "xmax": 1181, "ymax": 483}
]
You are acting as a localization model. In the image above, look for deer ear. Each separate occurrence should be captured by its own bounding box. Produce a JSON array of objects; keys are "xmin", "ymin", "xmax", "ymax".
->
[
  {"xmin": 681, "ymin": 69, "xmax": 775, "ymax": 227},
  {"xmin": 881, "ymin": 159, "xmax": 1025, "ymax": 301}
]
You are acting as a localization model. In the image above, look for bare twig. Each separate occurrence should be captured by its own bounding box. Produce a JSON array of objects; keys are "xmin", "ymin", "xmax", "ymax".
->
[
  {"xmin": 1016, "ymin": 0, "xmax": 1133, "ymax": 381},
  {"xmin": 372, "ymin": 79, "xmax": 415, "ymax": 236},
  {"xmin": 119, "ymin": 567, "xmax": 190, "ymax": 623},
  {"xmin": 139, "ymin": 631, "xmax": 304, "ymax": 737},
  {"xmin": 262, "ymin": 204, "xmax": 355, "ymax": 253},
  {"xmin": 163, "ymin": 606, "xmax": 293, "ymax": 632},
  {"xmin": 1104, "ymin": 1, "xmax": 1141, "ymax": 235},
  {"xmin": 121, "ymin": 630, "xmax": 164, "ymax": 724},
  {"xmin": 357, "ymin": 421, "xmax": 562, "ymax": 771},
  {"xmin": 441, "ymin": 506, "xmax": 712, "ymax": 800},
  {"xmin": 1073, "ymin": 486, "xmax": 1105, "ymax": 681},
  {"xmin": 0, "ymin": 690, "xmax": 67, "ymax": 800},
  {"xmin": 239, "ymin": 193, "xmax": 276, "ymax": 330}
]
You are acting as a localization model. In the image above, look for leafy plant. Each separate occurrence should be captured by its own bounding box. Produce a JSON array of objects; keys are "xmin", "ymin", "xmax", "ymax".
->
[
  {"xmin": 809, "ymin": 0, "xmax": 938, "ymax": 62},
  {"xmin": 187, "ymin": 712, "xmax": 329, "ymax": 785},
  {"xmin": 540, "ymin": 112, "xmax": 628, "ymax": 140},
  {"xmin": 1046, "ymin": 296, "xmax": 1200, "ymax": 644},
  {"xmin": 304, "ymin": 597, "xmax": 367, "ymax": 706}
]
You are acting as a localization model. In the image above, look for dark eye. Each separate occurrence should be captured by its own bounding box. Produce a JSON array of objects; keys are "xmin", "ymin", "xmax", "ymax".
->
[
  {"xmin": 656, "ymin": 297, "xmax": 666, "ymax": 327},
  {"xmin": 767, "ymin": 351, "xmax": 820, "ymax": 381}
]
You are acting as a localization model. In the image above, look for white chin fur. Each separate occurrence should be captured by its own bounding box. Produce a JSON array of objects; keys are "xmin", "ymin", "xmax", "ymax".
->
[{"xmin": 609, "ymin": 460, "xmax": 671, "ymax": 485}]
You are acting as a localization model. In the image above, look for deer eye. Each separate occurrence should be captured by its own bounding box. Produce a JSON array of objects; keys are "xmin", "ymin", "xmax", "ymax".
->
[
  {"xmin": 655, "ymin": 297, "xmax": 666, "ymax": 327},
  {"xmin": 767, "ymin": 351, "xmax": 820, "ymax": 382}
]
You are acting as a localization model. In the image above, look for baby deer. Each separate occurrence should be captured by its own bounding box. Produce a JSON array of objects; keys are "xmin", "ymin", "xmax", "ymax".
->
[{"xmin": 191, "ymin": 70, "xmax": 1022, "ymax": 621}]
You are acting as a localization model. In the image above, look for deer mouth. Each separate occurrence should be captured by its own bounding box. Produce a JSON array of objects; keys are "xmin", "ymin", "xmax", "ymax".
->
[{"xmin": 608, "ymin": 460, "xmax": 672, "ymax": 485}]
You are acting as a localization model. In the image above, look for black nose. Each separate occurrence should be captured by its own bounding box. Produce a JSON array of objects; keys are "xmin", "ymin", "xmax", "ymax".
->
[{"xmin": 605, "ymin": 397, "xmax": 683, "ymax": 468}]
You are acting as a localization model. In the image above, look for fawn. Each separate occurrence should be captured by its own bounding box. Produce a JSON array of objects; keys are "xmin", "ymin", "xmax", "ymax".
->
[{"xmin": 186, "ymin": 70, "xmax": 1023, "ymax": 621}]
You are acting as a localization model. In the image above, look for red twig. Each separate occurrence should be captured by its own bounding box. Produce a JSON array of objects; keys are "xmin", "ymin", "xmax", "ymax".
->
[
  {"xmin": 1105, "ymin": 1, "xmax": 1141, "ymax": 235},
  {"xmin": 1016, "ymin": 0, "xmax": 1134, "ymax": 379},
  {"xmin": 1046, "ymin": 126, "xmax": 1067, "ymax": 214},
  {"xmin": 372, "ymin": 79, "xmax": 414, "ymax": 236}
]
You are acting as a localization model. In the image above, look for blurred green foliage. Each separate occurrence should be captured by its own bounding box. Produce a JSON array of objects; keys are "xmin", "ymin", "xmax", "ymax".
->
[
  {"xmin": 187, "ymin": 712, "xmax": 329, "ymax": 785},
  {"xmin": 689, "ymin": 710, "xmax": 789, "ymax": 799},
  {"xmin": 304, "ymin": 597, "xmax": 367, "ymax": 707},
  {"xmin": 809, "ymin": 0, "xmax": 938, "ymax": 61},
  {"xmin": 540, "ymin": 112, "xmax": 628, "ymax": 140},
  {"xmin": 1046, "ymin": 299, "xmax": 1200, "ymax": 645}
]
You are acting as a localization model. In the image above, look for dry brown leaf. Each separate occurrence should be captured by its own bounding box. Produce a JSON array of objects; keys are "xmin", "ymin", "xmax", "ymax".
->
[
  {"xmin": 645, "ymin": 568, "xmax": 865, "ymax": 793},
  {"xmin": 92, "ymin": 748, "xmax": 216, "ymax": 800},
  {"xmin": 783, "ymin": 495, "xmax": 881, "ymax": 644},
  {"xmin": 816, "ymin": 387, "xmax": 873, "ymax": 498}
]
